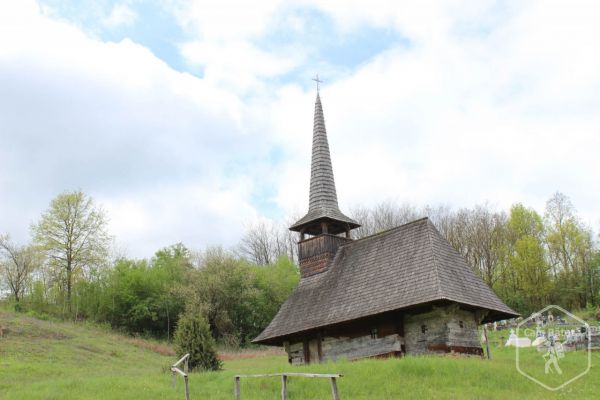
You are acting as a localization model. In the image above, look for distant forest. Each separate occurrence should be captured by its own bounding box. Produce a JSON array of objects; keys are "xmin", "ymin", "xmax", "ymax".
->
[{"xmin": 1, "ymin": 190, "xmax": 599, "ymax": 345}]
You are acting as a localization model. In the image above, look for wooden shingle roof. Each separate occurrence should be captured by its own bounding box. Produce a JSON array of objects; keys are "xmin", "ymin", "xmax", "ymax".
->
[
  {"xmin": 289, "ymin": 93, "xmax": 359, "ymax": 235},
  {"xmin": 254, "ymin": 218, "xmax": 518, "ymax": 344}
]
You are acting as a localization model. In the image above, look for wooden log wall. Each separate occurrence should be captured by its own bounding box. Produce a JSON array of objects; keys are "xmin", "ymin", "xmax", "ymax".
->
[
  {"xmin": 403, "ymin": 305, "xmax": 482, "ymax": 356},
  {"xmin": 286, "ymin": 333, "xmax": 404, "ymax": 365},
  {"xmin": 298, "ymin": 234, "xmax": 352, "ymax": 278},
  {"xmin": 321, "ymin": 333, "xmax": 403, "ymax": 362},
  {"xmin": 298, "ymin": 234, "xmax": 351, "ymax": 260},
  {"xmin": 283, "ymin": 306, "xmax": 486, "ymax": 364}
]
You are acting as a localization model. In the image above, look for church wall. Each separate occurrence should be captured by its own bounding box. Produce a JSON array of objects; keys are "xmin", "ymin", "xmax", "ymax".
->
[
  {"xmin": 320, "ymin": 333, "xmax": 402, "ymax": 362},
  {"xmin": 283, "ymin": 305, "xmax": 483, "ymax": 365},
  {"xmin": 285, "ymin": 333, "xmax": 404, "ymax": 365},
  {"xmin": 403, "ymin": 305, "xmax": 483, "ymax": 356},
  {"xmin": 284, "ymin": 318, "xmax": 405, "ymax": 365}
]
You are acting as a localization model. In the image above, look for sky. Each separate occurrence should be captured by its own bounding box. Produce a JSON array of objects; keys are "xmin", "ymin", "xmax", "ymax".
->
[{"xmin": 1, "ymin": 0, "xmax": 599, "ymax": 258}]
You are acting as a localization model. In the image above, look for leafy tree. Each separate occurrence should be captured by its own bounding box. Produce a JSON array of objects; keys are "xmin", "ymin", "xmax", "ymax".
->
[
  {"xmin": 510, "ymin": 235, "xmax": 551, "ymax": 312},
  {"xmin": 0, "ymin": 235, "xmax": 41, "ymax": 303},
  {"xmin": 252, "ymin": 256, "xmax": 299, "ymax": 332},
  {"xmin": 32, "ymin": 190, "xmax": 111, "ymax": 313},
  {"xmin": 89, "ymin": 245, "xmax": 191, "ymax": 336},
  {"xmin": 545, "ymin": 192, "xmax": 594, "ymax": 308},
  {"xmin": 183, "ymin": 249, "xmax": 298, "ymax": 345},
  {"xmin": 174, "ymin": 311, "xmax": 221, "ymax": 371},
  {"xmin": 494, "ymin": 204, "xmax": 547, "ymax": 313},
  {"xmin": 185, "ymin": 250, "xmax": 258, "ymax": 344}
]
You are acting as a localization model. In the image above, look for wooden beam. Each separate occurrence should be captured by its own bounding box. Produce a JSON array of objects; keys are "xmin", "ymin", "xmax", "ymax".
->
[
  {"xmin": 234, "ymin": 373, "xmax": 344, "ymax": 399},
  {"xmin": 483, "ymin": 325, "xmax": 491, "ymax": 360},
  {"xmin": 330, "ymin": 377, "xmax": 340, "ymax": 400},
  {"xmin": 281, "ymin": 375, "xmax": 288, "ymax": 400},
  {"xmin": 235, "ymin": 373, "xmax": 343, "ymax": 378},
  {"xmin": 303, "ymin": 338, "xmax": 310, "ymax": 364},
  {"xmin": 234, "ymin": 376, "xmax": 241, "ymax": 400},
  {"xmin": 183, "ymin": 375, "xmax": 190, "ymax": 400}
]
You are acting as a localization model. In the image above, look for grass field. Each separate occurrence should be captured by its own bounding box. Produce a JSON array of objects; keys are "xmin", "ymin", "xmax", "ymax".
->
[{"xmin": 1, "ymin": 310, "xmax": 598, "ymax": 399}]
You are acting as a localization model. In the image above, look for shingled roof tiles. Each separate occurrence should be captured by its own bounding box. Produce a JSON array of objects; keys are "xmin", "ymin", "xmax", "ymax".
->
[
  {"xmin": 289, "ymin": 93, "xmax": 359, "ymax": 232},
  {"xmin": 254, "ymin": 218, "xmax": 518, "ymax": 344}
]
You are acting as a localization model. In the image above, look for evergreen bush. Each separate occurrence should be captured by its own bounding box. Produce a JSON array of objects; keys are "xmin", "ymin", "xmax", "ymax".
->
[{"xmin": 174, "ymin": 311, "xmax": 221, "ymax": 371}]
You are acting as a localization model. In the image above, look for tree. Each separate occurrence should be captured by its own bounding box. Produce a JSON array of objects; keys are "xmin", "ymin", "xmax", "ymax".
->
[
  {"xmin": 185, "ymin": 250, "xmax": 259, "ymax": 344},
  {"xmin": 237, "ymin": 220, "xmax": 297, "ymax": 265},
  {"xmin": 510, "ymin": 235, "xmax": 551, "ymax": 312},
  {"xmin": 238, "ymin": 222, "xmax": 276, "ymax": 265},
  {"xmin": 174, "ymin": 311, "xmax": 221, "ymax": 371},
  {"xmin": 0, "ymin": 235, "xmax": 41, "ymax": 303},
  {"xmin": 544, "ymin": 192, "xmax": 594, "ymax": 308},
  {"xmin": 350, "ymin": 201, "xmax": 419, "ymax": 239},
  {"xmin": 32, "ymin": 190, "xmax": 111, "ymax": 313}
]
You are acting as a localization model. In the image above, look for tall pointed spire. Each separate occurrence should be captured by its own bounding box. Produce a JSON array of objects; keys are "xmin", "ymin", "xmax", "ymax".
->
[{"xmin": 290, "ymin": 91, "xmax": 359, "ymax": 236}]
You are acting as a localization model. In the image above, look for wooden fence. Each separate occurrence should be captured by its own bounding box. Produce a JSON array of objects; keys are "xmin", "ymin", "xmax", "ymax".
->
[
  {"xmin": 234, "ymin": 373, "xmax": 343, "ymax": 400},
  {"xmin": 171, "ymin": 353, "xmax": 190, "ymax": 400}
]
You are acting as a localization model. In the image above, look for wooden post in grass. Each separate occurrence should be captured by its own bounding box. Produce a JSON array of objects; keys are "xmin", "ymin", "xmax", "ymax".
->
[
  {"xmin": 330, "ymin": 377, "xmax": 340, "ymax": 400},
  {"xmin": 483, "ymin": 325, "xmax": 491, "ymax": 360},
  {"xmin": 281, "ymin": 375, "xmax": 288, "ymax": 400},
  {"xmin": 234, "ymin": 376, "xmax": 241, "ymax": 400},
  {"xmin": 234, "ymin": 373, "xmax": 342, "ymax": 399},
  {"xmin": 171, "ymin": 354, "xmax": 191, "ymax": 400},
  {"xmin": 184, "ymin": 375, "xmax": 190, "ymax": 400}
]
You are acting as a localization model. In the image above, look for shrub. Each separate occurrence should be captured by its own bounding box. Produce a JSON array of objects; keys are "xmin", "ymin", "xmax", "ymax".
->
[{"xmin": 174, "ymin": 311, "xmax": 221, "ymax": 371}]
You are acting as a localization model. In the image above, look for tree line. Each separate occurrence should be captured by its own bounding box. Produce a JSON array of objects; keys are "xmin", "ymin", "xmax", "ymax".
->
[
  {"xmin": 238, "ymin": 192, "xmax": 600, "ymax": 316},
  {"xmin": 1, "ymin": 190, "xmax": 599, "ymax": 346}
]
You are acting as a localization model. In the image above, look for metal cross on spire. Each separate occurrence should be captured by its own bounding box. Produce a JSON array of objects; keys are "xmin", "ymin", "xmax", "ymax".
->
[{"xmin": 312, "ymin": 74, "xmax": 322, "ymax": 92}]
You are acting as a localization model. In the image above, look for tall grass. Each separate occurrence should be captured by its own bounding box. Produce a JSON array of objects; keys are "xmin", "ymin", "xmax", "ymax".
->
[{"xmin": 1, "ymin": 310, "xmax": 598, "ymax": 399}]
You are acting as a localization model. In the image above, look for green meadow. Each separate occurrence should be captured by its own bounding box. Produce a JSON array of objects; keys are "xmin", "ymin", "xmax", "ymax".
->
[{"xmin": 1, "ymin": 310, "xmax": 598, "ymax": 400}]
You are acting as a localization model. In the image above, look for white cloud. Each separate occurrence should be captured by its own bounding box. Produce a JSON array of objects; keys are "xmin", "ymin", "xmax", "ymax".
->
[
  {"xmin": 103, "ymin": 3, "xmax": 138, "ymax": 28},
  {"xmin": 263, "ymin": 0, "xmax": 600, "ymax": 226},
  {"xmin": 0, "ymin": 1, "xmax": 268, "ymax": 256},
  {"xmin": 1, "ymin": 0, "xmax": 599, "ymax": 259}
]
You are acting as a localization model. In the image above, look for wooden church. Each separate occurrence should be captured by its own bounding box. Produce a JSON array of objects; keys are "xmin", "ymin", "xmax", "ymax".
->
[{"xmin": 253, "ymin": 90, "xmax": 518, "ymax": 364}]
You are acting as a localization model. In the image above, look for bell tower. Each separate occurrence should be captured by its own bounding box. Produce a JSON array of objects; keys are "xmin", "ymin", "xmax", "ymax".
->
[{"xmin": 289, "ymin": 86, "xmax": 360, "ymax": 278}]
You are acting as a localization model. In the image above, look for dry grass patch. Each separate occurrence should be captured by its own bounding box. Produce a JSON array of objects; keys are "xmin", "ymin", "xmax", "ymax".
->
[
  {"xmin": 122, "ymin": 336, "xmax": 176, "ymax": 356},
  {"xmin": 219, "ymin": 347, "xmax": 285, "ymax": 361}
]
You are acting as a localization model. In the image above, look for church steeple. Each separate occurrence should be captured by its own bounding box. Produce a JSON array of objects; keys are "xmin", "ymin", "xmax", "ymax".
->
[{"xmin": 290, "ymin": 90, "xmax": 360, "ymax": 238}]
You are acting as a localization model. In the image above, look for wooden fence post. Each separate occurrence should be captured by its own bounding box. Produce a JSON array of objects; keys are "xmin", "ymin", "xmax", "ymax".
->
[
  {"xmin": 234, "ymin": 373, "xmax": 342, "ymax": 399},
  {"xmin": 330, "ymin": 377, "xmax": 339, "ymax": 400},
  {"xmin": 184, "ymin": 375, "xmax": 190, "ymax": 400},
  {"xmin": 171, "ymin": 354, "xmax": 191, "ymax": 400},
  {"xmin": 234, "ymin": 376, "xmax": 241, "ymax": 400},
  {"xmin": 281, "ymin": 375, "xmax": 288, "ymax": 400},
  {"xmin": 483, "ymin": 325, "xmax": 491, "ymax": 360}
]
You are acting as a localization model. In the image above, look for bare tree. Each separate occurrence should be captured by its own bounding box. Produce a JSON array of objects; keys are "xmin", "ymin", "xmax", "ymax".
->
[
  {"xmin": 0, "ymin": 235, "xmax": 41, "ymax": 302},
  {"xmin": 237, "ymin": 219, "xmax": 299, "ymax": 265},
  {"xmin": 350, "ymin": 201, "xmax": 419, "ymax": 239},
  {"xmin": 238, "ymin": 221, "xmax": 276, "ymax": 265}
]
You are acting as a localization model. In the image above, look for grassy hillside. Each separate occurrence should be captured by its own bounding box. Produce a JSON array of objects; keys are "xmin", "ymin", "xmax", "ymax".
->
[{"xmin": 0, "ymin": 311, "xmax": 598, "ymax": 399}]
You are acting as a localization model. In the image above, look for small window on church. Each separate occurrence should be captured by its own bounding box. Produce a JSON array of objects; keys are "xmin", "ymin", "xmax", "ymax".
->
[
  {"xmin": 459, "ymin": 321, "xmax": 464, "ymax": 329},
  {"xmin": 371, "ymin": 328, "xmax": 378, "ymax": 339},
  {"xmin": 421, "ymin": 325, "xmax": 427, "ymax": 334}
]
